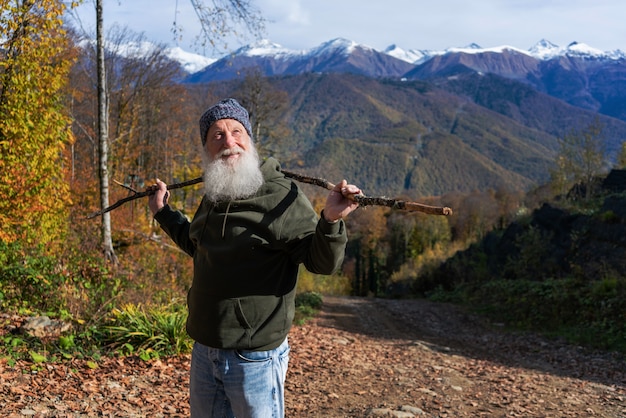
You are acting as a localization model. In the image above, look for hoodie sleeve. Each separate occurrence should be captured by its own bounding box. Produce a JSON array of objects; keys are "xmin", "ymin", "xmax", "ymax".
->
[
  {"xmin": 280, "ymin": 189, "xmax": 348, "ymax": 275},
  {"xmin": 153, "ymin": 205, "xmax": 196, "ymax": 257},
  {"xmin": 305, "ymin": 215, "xmax": 348, "ymax": 275}
]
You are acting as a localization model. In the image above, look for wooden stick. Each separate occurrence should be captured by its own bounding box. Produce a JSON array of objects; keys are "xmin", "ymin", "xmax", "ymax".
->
[
  {"xmin": 281, "ymin": 170, "xmax": 453, "ymax": 216},
  {"xmin": 85, "ymin": 177, "xmax": 203, "ymax": 219},
  {"xmin": 85, "ymin": 171, "xmax": 452, "ymax": 219}
]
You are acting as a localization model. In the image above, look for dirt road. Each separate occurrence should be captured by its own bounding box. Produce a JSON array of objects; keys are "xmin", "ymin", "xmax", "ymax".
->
[
  {"xmin": 285, "ymin": 296, "xmax": 626, "ymax": 417},
  {"xmin": 2, "ymin": 296, "xmax": 625, "ymax": 417}
]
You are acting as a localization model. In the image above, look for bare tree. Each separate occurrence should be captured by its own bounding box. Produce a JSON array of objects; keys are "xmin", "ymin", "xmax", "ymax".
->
[
  {"xmin": 184, "ymin": 0, "xmax": 264, "ymax": 51},
  {"xmin": 76, "ymin": 0, "xmax": 264, "ymax": 262},
  {"xmin": 235, "ymin": 68, "xmax": 290, "ymax": 159},
  {"xmin": 95, "ymin": 0, "xmax": 117, "ymax": 263}
]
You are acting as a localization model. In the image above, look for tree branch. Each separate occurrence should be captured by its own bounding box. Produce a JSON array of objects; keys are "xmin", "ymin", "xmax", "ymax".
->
[
  {"xmin": 281, "ymin": 170, "xmax": 453, "ymax": 216},
  {"xmin": 85, "ymin": 171, "xmax": 452, "ymax": 219},
  {"xmin": 85, "ymin": 177, "xmax": 203, "ymax": 219}
]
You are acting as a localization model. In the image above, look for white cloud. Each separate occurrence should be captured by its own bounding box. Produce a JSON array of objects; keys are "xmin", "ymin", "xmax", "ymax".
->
[{"xmin": 257, "ymin": 0, "xmax": 309, "ymax": 26}]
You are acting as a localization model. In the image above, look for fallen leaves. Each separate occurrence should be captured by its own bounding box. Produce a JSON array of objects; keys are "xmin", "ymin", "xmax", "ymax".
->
[
  {"xmin": 0, "ymin": 356, "xmax": 191, "ymax": 417},
  {"xmin": 284, "ymin": 297, "xmax": 626, "ymax": 417},
  {"xmin": 1, "ymin": 297, "xmax": 625, "ymax": 417}
]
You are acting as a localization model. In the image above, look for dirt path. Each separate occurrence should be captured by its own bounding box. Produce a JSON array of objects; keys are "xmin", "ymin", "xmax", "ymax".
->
[
  {"xmin": 285, "ymin": 296, "xmax": 626, "ymax": 417},
  {"xmin": 1, "ymin": 296, "xmax": 625, "ymax": 417}
]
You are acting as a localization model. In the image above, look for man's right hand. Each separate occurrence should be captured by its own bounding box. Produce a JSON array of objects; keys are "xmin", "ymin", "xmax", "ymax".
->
[{"xmin": 147, "ymin": 178, "xmax": 169, "ymax": 216}]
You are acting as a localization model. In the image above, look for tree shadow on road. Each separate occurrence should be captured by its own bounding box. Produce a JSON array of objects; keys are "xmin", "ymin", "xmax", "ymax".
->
[{"xmin": 315, "ymin": 295, "xmax": 626, "ymax": 390}]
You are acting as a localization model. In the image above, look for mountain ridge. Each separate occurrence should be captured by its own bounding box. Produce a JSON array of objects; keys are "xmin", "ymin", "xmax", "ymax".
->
[
  {"xmin": 169, "ymin": 38, "xmax": 626, "ymax": 74},
  {"xmin": 175, "ymin": 37, "xmax": 626, "ymax": 124}
]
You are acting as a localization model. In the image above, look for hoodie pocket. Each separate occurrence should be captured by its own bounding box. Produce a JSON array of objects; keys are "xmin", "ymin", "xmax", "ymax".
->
[{"xmin": 234, "ymin": 298, "xmax": 253, "ymax": 330}]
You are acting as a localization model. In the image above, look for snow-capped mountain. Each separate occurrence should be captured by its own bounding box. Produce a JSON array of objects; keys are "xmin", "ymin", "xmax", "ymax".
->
[
  {"xmin": 383, "ymin": 44, "xmax": 431, "ymax": 65},
  {"xmin": 384, "ymin": 39, "xmax": 626, "ymax": 64},
  {"xmin": 162, "ymin": 37, "xmax": 625, "ymax": 77},
  {"xmin": 174, "ymin": 37, "xmax": 626, "ymax": 124},
  {"xmin": 527, "ymin": 39, "xmax": 625, "ymax": 61},
  {"xmin": 164, "ymin": 46, "xmax": 215, "ymax": 74},
  {"xmin": 309, "ymin": 38, "xmax": 370, "ymax": 56},
  {"xmin": 180, "ymin": 36, "xmax": 625, "ymax": 83},
  {"xmin": 528, "ymin": 39, "xmax": 563, "ymax": 60},
  {"xmin": 184, "ymin": 37, "xmax": 416, "ymax": 83},
  {"xmin": 231, "ymin": 39, "xmax": 301, "ymax": 60},
  {"xmin": 78, "ymin": 38, "xmax": 216, "ymax": 74},
  {"xmin": 104, "ymin": 37, "xmax": 625, "ymax": 78}
]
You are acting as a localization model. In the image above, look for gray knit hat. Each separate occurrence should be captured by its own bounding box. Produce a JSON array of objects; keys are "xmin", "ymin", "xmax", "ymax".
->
[{"xmin": 199, "ymin": 98, "xmax": 253, "ymax": 145}]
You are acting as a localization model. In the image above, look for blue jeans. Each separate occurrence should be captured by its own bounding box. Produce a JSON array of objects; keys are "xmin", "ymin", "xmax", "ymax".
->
[{"xmin": 189, "ymin": 338, "xmax": 290, "ymax": 418}]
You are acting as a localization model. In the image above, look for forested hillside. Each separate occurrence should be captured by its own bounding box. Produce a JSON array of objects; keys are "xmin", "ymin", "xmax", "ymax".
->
[
  {"xmin": 203, "ymin": 72, "xmax": 626, "ymax": 197},
  {"xmin": 419, "ymin": 174, "xmax": 626, "ymax": 351}
]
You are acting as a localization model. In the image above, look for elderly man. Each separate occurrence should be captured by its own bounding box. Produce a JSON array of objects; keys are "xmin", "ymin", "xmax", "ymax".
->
[{"xmin": 147, "ymin": 98, "xmax": 361, "ymax": 418}]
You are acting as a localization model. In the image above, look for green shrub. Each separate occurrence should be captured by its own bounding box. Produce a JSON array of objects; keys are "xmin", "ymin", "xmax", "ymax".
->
[
  {"xmin": 99, "ymin": 302, "xmax": 192, "ymax": 358},
  {"xmin": 596, "ymin": 210, "xmax": 620, "ymax": 224},
  {"xmin": 297, "ymin": 268, "xmax": 351, "ymax": 296},
  {"xmin": 0, "ymin": 241, "xmax": 119, "ymax": 318},
  {"xmin": 294, "ymin": 291, "xmax": 324, "ymax": 325},
  {"xmin": 295, "ymin": 291, "xmax": 323, "ymax": 309},
  {"xmin": 466, "ymin": 276, "xmax": 626, "ymax": 351}
]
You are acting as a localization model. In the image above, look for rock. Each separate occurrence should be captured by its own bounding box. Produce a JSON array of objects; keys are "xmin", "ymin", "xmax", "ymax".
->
[
  {"xmin": 367, "ymin": 408, "xmax": 417, "ymax": 417},
  {"xmin": 417, "ymin": 387, "xmax": 438, "ymax": 396},
  {"xmin": 401, "ymin": 405, "xmax": 426, "ymax": 415},
  {"xmin": 21, "ymin": 316, "xmax": 71, "ymax": 338}
]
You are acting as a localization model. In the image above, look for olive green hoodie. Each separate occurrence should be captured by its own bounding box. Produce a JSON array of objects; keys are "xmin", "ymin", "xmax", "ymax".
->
[{"xmin": 154, "ymin": 157, "xmax": 347, "ymax": 350}]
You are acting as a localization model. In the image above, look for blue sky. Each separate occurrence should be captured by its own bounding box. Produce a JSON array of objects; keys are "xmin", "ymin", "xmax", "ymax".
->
[{"xmin": 68, "ymin": 0, "xmax": 626, "ymax": 57}]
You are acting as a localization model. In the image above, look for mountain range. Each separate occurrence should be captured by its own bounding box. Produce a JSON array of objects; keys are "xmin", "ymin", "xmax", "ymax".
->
[
  {"xmin": 152, "ymin": 38, "xmax": 626, "ymax": 197},
  {"xmin": 179, "ymin": 38, "xmax": 626, "ymax": 124},
  {"xmin": 175, "ymin": 38, "xmax": 626, "ymax": 76}
]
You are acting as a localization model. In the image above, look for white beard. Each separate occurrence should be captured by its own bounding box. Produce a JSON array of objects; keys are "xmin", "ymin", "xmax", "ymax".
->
[{"xmin": 202, "ymin": 145, "xmax": 264, "ymax": 203}]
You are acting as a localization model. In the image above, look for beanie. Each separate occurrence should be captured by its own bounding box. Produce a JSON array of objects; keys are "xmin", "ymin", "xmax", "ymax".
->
[{"xmin": 199, "ymin": 98, "xmax": 253, "ymax": 145}]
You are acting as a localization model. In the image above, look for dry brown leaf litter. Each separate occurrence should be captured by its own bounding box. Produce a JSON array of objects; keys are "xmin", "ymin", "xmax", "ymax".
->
[{"xmin": 1, "ymin": 296, "xmax": 624, "ymax": 417}]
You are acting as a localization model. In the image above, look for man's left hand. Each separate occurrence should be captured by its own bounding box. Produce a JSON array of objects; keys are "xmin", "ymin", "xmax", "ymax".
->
[{"xmin": 323, "ymin": 180, "xmax": 362, "ymax": 222}]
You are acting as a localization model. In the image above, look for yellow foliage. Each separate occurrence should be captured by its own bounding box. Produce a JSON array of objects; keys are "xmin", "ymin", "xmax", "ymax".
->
[
  {"xmin": 297, "ymin": 267, "xmax": 352, "ymax": 296},
  {"xmin": 0, "ymin": 0, "xmax": 75, "ymax": 245}
]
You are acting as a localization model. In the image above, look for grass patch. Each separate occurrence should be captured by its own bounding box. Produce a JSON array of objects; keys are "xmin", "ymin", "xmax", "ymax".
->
[
  {"xmin": 446, "ymin": 276, "xmax": 626, "ymax": 352},
  {"xmin": 98, "ymin": 302, "xmax": 192, "ymax": 359}
]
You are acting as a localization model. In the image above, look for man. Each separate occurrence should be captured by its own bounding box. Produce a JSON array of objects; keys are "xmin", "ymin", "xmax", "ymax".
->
[{"xmin": 147, "ymin": 98, "xmax": 361, "ymax": 417}]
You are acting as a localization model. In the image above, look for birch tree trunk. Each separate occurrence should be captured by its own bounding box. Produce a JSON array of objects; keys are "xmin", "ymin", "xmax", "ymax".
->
[
  {"xmin": 88, "ymin": 0, "xmax": 263, "ymax": 263},
  {"xmin": 96, "ymin": 0, "xmax": 117, "ymax": 263}
]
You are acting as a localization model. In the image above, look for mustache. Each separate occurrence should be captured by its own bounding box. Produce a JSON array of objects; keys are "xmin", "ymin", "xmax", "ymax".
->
[{"xmin": 218, "ymin": 146, "xmax": 244, "ymax": 157}]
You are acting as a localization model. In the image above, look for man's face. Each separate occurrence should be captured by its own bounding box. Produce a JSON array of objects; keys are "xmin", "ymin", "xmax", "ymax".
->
[
  {"xmin": 204, "ymin": 118, "xmax": 252, "ymax": 163},
  {"xmin": 201, "ymin": 118, "xmax": 262, "ymax": 202}
]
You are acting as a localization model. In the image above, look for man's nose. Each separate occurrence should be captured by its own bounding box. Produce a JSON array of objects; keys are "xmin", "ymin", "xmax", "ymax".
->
[{"xmin": 223, "ymin": 132, "xmax": 237, "ymax": 147}]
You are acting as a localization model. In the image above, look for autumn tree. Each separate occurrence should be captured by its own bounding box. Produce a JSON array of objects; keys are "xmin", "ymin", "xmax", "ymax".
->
[
  {"xmin": 617, "ymin": 140, "xmax": 626, "ymax": 169},
  {"xmin": 550, "ymin": 118, "xmax": 607, "ymax": 199},
  {"xmin": 103, "ymin": 29, "xmax": 202, "ymax": 224},
  {"xmin": 234, "ymin": 68, "xmax": 290, "ymax": 159},
  {"xmin": 69, "ymin": 26, "xmax": 202, "ymax": 229},
  {"xmin": 70, "ymin": 0, "xmax": 265, "ymax": 262},
  {"xmin": 0, "ymin": 0, "xmax": 76, "ymax": 245},
  {"xmin": 343, "ymin": 205, "xmax": 389, "ymax": 296}
]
